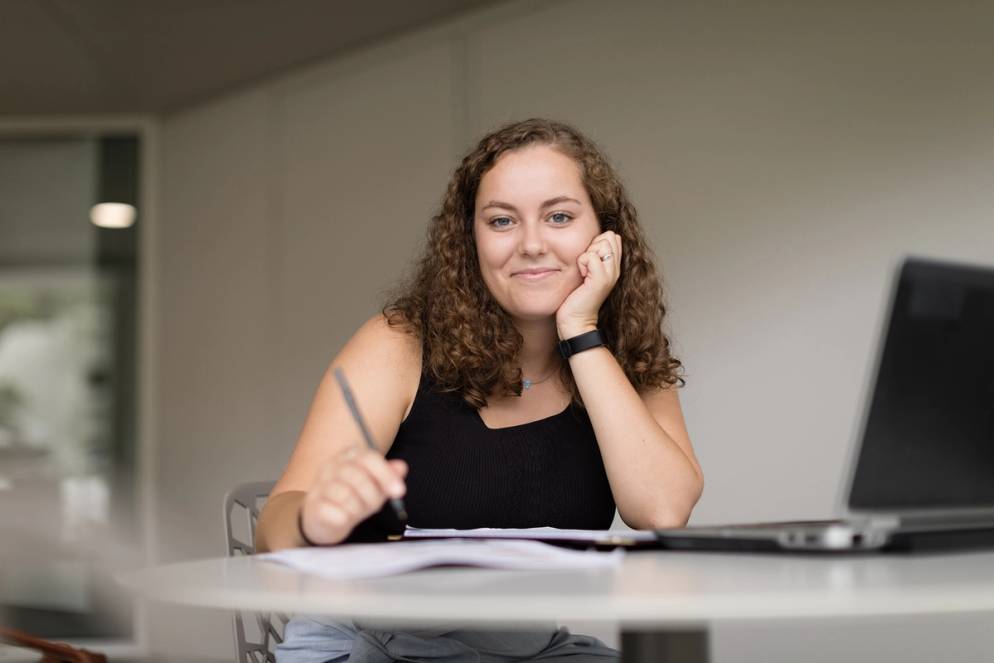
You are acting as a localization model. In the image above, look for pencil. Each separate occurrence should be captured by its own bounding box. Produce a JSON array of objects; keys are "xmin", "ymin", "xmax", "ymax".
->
[{"xmin": 333, "ymin": 367, "xmax": 409, "ymax": 523}]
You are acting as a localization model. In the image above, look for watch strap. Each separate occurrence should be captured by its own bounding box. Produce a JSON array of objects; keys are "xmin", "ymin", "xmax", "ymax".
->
[{"xmin": 558, "ymin": 329, "xmax": 605, "ymax": 359}]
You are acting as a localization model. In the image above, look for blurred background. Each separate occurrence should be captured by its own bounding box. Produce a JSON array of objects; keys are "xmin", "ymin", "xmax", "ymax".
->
[{"xmin": 1, "ymin": 0, "xmax": 992, "ymax": 661}]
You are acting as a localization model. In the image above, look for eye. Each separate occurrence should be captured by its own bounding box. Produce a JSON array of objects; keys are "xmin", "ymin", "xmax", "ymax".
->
[
  {"xmin": 549, "ymin": 212, "xmax": 573, "ymax": 225},
  {"xmin": 489, "ymin": 216, "xmax": 513, "ymax": 229}
]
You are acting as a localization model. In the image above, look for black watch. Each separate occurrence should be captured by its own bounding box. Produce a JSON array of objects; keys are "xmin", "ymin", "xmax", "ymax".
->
[{"xmin": 557, "ymin": 329, "xmax": 605, "ymax": 359}]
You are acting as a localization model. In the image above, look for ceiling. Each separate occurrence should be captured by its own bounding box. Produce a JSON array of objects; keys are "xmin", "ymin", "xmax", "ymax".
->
[{"xmin": 0, "ymin": 0, "xmax": 507, "ymax": 115}]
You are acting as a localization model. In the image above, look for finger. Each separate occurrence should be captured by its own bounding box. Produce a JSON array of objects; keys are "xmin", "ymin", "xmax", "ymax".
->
[
  {"xmin": 593, "ymin": 231, "xmax": 619, "ymax": 257},
  {"xmin": 604, "ymin": 234, "xmax": 621, "ymax": 257},
  {"xmin": 388, "ymin": 458, "xmax": 408, "ymax": 478},
  {"xmin": 585, "ymin": 237, "xmax": 612, "ymax": 261},
  {"xmin": 577, "ymin": 252, "xmax": 592, "ymax": 279},
  {"xmin": 608, "ymin": 232, "xmax": 622, "ymax": 262},
  {"xmin": 316, "ymin": 501, "xmax": 350, "ymax": 529},
  {"xmin": 584, "ymin": 250, "xmax": 610, "ymax": 280},
  {"xmin": 592, "ymin": 231, "xmax": 615, "ymax": 248},
  {"xmin": 313, "ymin": 461, "xmax": 346, "ymax": 503},
  {"xmin": 301, "ymin": 493, "xmax": 352, "ymax": 544},
  {"xmin": 592, "ymin": 236, "xmax": 614, "ymax": 251},
  {"xmin": 585, "ymin": 237, "xmax": 609, "ymax": 257},
  {"xmin": 594, "ymin": 238, "xmax": 619, "ymax": 270},
  {"xmin": 338, "ymin": 463, "xmax": 387, "ymax": 512},
  {"xmin": 325, "ymin": 479, "xmax": 364, "ymax": 515},
  {"xmin": 590, "ymin": 248, "xmax": 619, "ymax": 285},
  {"xmin": 357, "ymin": 453, "xmax": 407, "ymax": 499}
]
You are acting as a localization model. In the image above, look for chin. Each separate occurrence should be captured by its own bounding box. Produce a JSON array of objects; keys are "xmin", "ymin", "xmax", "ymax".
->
[{"xmin": 503, "ymin": 300, "xmax": 565, "ymax": 322}]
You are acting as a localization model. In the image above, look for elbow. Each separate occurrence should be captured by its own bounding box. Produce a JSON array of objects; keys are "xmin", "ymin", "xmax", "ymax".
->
[
  {"xmin": 681, "ymin": 465, "xmax": 704, "ymax": 517},
  {"xmin": 642, "ymin": 504, "xmax": 694, "ymax": 530},
  {"xmin": 621, "ymin": 506, "xmax": 689, "ymax": 530},
  {"xmin": 625, "ymin": 472, "xmax": 704, "ymax": 530}
]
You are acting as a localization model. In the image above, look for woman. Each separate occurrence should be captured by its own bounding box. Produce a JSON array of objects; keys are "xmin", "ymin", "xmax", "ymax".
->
[{"xmin": 257, "ymin": 118, "xmax": 703, "ymax": 661}]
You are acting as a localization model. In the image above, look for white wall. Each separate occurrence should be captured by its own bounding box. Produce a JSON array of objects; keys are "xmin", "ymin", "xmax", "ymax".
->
[
  {"xmin": 155, "ymin": 0, "xmax": 994, "ymax": 660},
  {"xmin": 154, "ymin": 31, "xmax": 461, "ymax": 660}
]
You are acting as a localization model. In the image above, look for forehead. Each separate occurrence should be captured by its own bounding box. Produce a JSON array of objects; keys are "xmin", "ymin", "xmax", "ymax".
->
[{"xmin": 476, "ymin": 145, "xmax": 585, "ymax": 203}]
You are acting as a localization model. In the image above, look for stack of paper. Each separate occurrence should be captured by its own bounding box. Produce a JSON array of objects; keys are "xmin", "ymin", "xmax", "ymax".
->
[
  {"xmin": 404, "ymin": 526, "xmax": 657, "ymax": 544},
  {"xmin": 260, "ymin": 539, "xmax": 623, "ymax": 580}
]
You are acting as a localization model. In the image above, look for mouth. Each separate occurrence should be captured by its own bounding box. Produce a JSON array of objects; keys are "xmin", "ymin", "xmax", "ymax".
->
[{"xmin": 511, "ymin": 268, "xmax": 560, "ymax": 280}]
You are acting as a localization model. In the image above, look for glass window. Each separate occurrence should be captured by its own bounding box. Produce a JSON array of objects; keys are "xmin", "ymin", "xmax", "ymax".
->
[{"xmin": 0, "ymin": 134, "xmax": 140, "ymax": 640}]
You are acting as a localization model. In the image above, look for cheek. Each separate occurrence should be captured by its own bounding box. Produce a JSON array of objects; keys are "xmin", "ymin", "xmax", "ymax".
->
[
  {"xmin": 562, "ymin": 236, "xmax": 594, "ymax": 268},
  {"xmin": 475, "ymin": 237, "xmax": 507, "ymax": 286},
  {"xmin": 477, "ymin": 235, "xmax": 512, "ymax": 269}
]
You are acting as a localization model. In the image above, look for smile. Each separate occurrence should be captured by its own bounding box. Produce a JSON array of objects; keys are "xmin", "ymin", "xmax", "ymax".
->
[{"xmin": 512, "ymin": 269, "xmax": 559, "ymax": 280}]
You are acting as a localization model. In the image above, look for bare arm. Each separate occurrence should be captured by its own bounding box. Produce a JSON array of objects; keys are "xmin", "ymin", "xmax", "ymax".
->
[
  {"xmin": 255, "ymin": 315, "xmax": 421, "ymax": 552},
  {"xmin": 563, "ymin": 340, "xmax": 703, "ymax": 529},
  {"xmin": 556, "ymin": 230, "xmax": 703, "ymax": 529}
]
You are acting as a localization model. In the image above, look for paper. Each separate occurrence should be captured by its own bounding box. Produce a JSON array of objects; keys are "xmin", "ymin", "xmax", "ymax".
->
[
  {"xmin": 259, "ymin": 539, "xmax": 623, "ymax": 580},
  {"xmin": 404, "ymin": 526, "xmax": 657, "ymax": 544}
]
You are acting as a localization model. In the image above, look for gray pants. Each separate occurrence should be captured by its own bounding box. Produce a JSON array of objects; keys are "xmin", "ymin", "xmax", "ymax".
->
[{"xmin": 276, "ymin": 616, "xmax": 620, "ymax": 663}]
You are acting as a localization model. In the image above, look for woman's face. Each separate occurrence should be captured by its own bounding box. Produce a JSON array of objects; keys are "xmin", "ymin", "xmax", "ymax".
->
[{"xmin": 473, "ymin": 144, "xmax": 601, "ymax": 323}]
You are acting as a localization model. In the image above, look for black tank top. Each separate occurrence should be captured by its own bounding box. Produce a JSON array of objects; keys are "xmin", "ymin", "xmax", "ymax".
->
[{"xmin": 348, "ymin": 373, "xmax": 616, "ymax": 541}]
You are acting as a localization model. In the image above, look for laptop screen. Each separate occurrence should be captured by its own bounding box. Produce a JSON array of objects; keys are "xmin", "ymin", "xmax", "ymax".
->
[{"xmin": 849, "ymin": 258, "xmax": 994, "ymax": 511}]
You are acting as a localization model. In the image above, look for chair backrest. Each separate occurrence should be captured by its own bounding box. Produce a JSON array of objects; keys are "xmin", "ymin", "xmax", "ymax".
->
[{"xmin": 223, "ymin": 481, "xmax": 288, "ymax": 663}]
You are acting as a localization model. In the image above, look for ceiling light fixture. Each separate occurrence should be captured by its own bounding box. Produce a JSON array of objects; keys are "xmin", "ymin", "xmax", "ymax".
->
[{"xmin": 89, "ymin": 202, "xmax": 136, "ymax": 229}]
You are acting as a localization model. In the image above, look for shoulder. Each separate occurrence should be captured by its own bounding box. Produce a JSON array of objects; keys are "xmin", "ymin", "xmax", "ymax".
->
[
  {"xmin": 337, "ymin": 314, "xmax": 422, "ymax": 415},
  {"xmin": 269, "ymin": 314, "xmax": 422, "ymax": 495},
  {"xmin": 349, "ymin": 313, "xmax": 420, "ymax": 358},
  {"xmin": 341, "ymin": 313, "xmax": 422, "ymax": 381}
]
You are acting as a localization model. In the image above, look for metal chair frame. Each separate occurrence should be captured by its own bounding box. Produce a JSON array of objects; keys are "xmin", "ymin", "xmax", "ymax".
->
[{"xmin": 223, "ymin": 481, "xmax": 289, "ymax": 663}]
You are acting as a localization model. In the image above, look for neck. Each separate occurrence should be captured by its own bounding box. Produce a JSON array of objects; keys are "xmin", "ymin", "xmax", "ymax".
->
[{"xmin": 513, "ymin": 317, "xmax": 561, "ymax": 377}]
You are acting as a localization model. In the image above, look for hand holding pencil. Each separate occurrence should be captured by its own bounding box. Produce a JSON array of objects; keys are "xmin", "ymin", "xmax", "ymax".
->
[{"xmin": 297, "ymin": 369, "xmax": 408, "ymax": 546}]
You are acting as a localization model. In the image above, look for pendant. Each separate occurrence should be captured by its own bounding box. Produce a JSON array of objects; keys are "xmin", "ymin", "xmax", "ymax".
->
[{"xmin": 522, "ymin": 378, "xmax": 533, "ymax": 390}]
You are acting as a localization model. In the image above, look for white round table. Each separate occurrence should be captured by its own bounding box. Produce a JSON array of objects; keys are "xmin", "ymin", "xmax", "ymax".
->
[{"xmin": 120, "ymin": 549, "xmax": 994, "ymax": 661}]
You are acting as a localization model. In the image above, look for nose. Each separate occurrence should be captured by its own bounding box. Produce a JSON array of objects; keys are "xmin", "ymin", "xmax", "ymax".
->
[{"xmin": 518, "ymin": 219, "xmax": 546, "ymax": 257}]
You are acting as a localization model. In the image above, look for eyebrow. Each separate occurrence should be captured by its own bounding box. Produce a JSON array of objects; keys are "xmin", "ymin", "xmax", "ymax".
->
[{"xmin": 481, "ymin": 196, "xmax": 582, "ymax": 212}]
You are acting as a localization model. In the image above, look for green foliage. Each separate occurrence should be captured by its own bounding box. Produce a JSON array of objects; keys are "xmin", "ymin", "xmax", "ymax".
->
[
  {"xmin": 0, "ymin": 285, "xmax": 96, "ymax": 333},
  {"xmin": 0, "ymin": 382, "xmax": 24, "ymax": 427}
]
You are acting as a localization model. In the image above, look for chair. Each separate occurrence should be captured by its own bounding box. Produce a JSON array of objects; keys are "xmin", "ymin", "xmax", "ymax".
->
[{"xmin": 223, "ymin": 481, "xmax": 289, "ymax": 663}]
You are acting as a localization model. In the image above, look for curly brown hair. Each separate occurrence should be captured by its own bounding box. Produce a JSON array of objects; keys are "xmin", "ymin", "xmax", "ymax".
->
[{"xmin": 384, "ymin": 118, "xmax": 683, "ymax": 408}]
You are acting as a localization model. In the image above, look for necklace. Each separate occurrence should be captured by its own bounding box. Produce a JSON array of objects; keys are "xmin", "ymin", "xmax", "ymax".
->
[{"xmin": 522, "ymin": 367, "xmax": 558, "ymax": 390}]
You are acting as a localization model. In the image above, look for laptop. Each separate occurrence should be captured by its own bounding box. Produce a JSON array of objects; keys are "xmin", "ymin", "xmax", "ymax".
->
[{"xmin": 655, "ymin": 256, "xmax": 994, "ymax": 553}]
